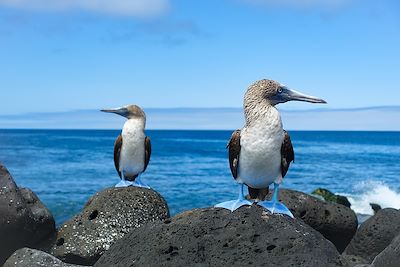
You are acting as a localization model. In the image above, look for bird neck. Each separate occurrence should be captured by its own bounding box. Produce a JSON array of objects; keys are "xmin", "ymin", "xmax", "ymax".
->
[
  {"xmin": 244, "ymin": 99, "xmax": 281, "ymax": 128},
  {"xmin": 123, "ymin": 118, "xmax": 146, "ymax": 133}
]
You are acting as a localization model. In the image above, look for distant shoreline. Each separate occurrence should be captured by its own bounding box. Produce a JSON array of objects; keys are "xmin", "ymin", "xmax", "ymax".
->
[{"xmin": 1, "ymin": 106, "xmax": 400, "ymax": 131}]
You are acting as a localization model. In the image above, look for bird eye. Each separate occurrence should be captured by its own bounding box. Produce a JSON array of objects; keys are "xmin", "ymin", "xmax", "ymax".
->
[{"xmin": 277, "ymin": 87, "xmax": 283, "ymax": 94}]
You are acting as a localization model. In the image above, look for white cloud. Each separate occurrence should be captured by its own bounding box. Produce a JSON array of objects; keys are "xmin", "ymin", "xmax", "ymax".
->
[
  {"xmin": 0, "ymin": 0, "xmax": 170, "ymax": 17},
  {"xmin": 239, "ymin": 0, "xmax": 350, "ymax": 9}
]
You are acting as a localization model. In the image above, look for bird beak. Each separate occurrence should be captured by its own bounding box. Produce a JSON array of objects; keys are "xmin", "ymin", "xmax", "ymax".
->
[
  {"xmin": 100, "ymin": 107, "xmax": 129, "ymax": 117},
  {"xmin": 277, "ymin": 87, "xmax": 327, "ymax": 104}
]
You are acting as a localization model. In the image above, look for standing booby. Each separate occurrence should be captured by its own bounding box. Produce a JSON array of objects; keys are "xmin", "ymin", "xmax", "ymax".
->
[
  {"xmin": 215, "ymin": 79, "xmax": 326, "ymax": 217},
  {"xmin": 101, "ymin": 105, "xmax": 151, "ymax": 188}
]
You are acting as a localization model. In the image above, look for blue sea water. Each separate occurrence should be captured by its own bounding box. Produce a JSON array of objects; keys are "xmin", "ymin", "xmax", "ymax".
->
[{"xmin": 1, "ymin": 129, "xmax": 400, "ymax": 225}]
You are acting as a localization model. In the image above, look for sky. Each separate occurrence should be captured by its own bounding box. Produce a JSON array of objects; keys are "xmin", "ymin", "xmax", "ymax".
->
[{"xmin": 0, "ymin": 0, "xmax": 399, "ymax": 116}]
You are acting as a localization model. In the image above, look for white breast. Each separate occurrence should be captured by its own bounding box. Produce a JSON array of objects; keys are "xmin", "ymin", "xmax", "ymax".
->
[
  {"xmin": 119, "ymin": 119, "xmax": 145, "ymax": 177},
  {"xmin": 238, "ymin": 108, "xmax": 284, "ymax": 188}
]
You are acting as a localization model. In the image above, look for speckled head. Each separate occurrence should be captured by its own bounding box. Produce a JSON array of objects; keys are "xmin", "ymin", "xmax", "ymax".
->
[
  {"xmin": 101, "ymin": 104, "xmax": 146, "ymax": 120},
  {"xmin": 245, "ymin": 79, "xmax": 327, "ymax": 106}
]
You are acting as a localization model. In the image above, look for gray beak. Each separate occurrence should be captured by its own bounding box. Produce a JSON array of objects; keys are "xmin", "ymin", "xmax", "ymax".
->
[
  {"xmin": 100, "ymin": 107, "xmax": 129, "ymax": 117},
  {"xmin": 275, "ymin": 86, "xmax": 327, "ymax": 104}
]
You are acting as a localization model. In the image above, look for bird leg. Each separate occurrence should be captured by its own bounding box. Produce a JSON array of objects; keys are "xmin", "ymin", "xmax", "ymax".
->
[
  {"xmin": 215, "ymin": 183, "xmax": 253, "ymax": 211},
  {"xmin": 257, "ymin": 183, "xmax": 294, "ymax": 218},
  {"xmin": 132, "ymin": 176, "xmax": 151, "ymax": 189},
  {"xmin": 115, "ymin": 172, "xmax": 134, "ymax": 187},
  {"xmin": 115, "ymin": 173, "xmax": 151, "ymax": 189}
]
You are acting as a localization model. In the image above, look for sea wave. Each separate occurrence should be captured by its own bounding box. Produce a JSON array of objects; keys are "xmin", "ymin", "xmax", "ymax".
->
[{"xmin": 344, "ymin": 180, "xmax": 400, "ymax": 215}]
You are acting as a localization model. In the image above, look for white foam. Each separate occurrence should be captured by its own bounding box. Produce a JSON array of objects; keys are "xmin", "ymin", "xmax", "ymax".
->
[{"xmin": 343, "ymin": 181, "xmax": 400, "ymax": 215}]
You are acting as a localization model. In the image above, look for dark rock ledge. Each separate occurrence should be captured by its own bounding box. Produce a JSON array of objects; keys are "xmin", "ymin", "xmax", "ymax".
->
[
  {"xmin": 94, "ymin": 206, "xmax": 347, "ymax": 267},
  {"xmin": 0, "ymin": 162, "xmax": 56, "ymax": 266},
  {"xmin": 344, "ymin": 208, "xmax": 400, "ymax": 264},
  {"xmin": 2, "ymin": 158, "xmax": 398, "ymax": 267},
  {"xmin": 265, "ymin": 188, "xmax": 358, "ymax": 253}
]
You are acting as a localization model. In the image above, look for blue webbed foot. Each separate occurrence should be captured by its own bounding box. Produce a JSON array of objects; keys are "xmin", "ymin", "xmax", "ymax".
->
[
  {"xmin": 115, "ymin": 180, "xmax": 134, "ymax": 187},
  {"xmin": 257, "ymin": 183, "xmax": 294, "ymax": 218},
  {"xmin": 133, "ymin": 179, "xmax": 151, "ymax": 189},
  {"xmin": 215, "ymin": 199, "xmax": 252, "ymax": 211},
  {"xmin": 215, "ymin": 183, "xmax": 252, "ymax": 212},
  {"xmin": 115, "ymin": 179, "xmax": 151, "ymax": 189},
  {"xmin": 257, "ymin": 200, "xmax": 294, "ymax": 218}
]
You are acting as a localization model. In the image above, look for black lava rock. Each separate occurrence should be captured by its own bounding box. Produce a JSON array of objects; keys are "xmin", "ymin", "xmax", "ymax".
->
[
  {"xmin": 0, "ymin": 163, "xmax": 56, "ymax": 265},
  {"xmin": 341, "ymin": 254, "xmax": 369, "ymax": 267},
  {"xmin": 47, "ymin": 186, "xmax": 169, "ymax": 266},
  {"xmin": 370, "ymin": 233, "xmax": 400, "ymax": 267},
  {"xmin": 344, "ymin": 208, "xmax": 400, "ymax": 262},
  {"xmin": 3, "ymin": 248, "xmax": 88, "ymax": 267},
  {"xmin": 95, "ymin": 206, "xmax": 347, "ymax": 267},
  {"xmin": 266, "ymin": 188, "xmax": 358, "ymax": 253},
  {"xmin": 369, "ymin": 203, "xmax": 381, "ymax": 214}
]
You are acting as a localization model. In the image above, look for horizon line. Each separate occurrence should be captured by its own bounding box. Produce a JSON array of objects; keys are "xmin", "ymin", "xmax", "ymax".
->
[
  {"xmin": 1, "ymin": 105, "xmax": 400, "ymax": 117},
  {"xmin": 1, "ymin": 128, "xmax": 400, "ymax": 133}
]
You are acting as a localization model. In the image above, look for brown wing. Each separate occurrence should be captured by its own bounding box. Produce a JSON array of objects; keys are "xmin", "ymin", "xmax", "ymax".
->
[
  {"xmin": 143, "ymin": 136, "xmax": 151, "ymax": 172},
  {"xmin": 227, "ymin": 130, "xmax": 241, "ymax": 180},
  {"xmin": 281, "ymin": 130, "xmax": 295, "ymax": 178},
  {"xmin": 114, "ymin": 135, "xmax": 123, "ymax": 178}
]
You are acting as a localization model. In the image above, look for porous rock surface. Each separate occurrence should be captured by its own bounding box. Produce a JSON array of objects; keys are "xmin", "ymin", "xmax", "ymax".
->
[
  {"xmin": 344, "ymin": 208, "xmax": 400, "ymax": 262},
  {"xmin": 370, "ymin": 233, "xmax": 400, "ymax": 267},
  {"xmin": 95, "ymin": 206, "xmax": 347, "ymax": 267},
  {"xmin": 3, "ymin": 248, "xmax": 88, "ymax": 267},
  {"xmin": 266, "ymin": 188, "xmax": 358, "ymax": 253},
  {"xmin": 341, "ymin": 254, "xmax": 369, "ymax": 267},
  {"xmin": 47, "ymin": 186, "xmax": 169, "ymax": 265}
]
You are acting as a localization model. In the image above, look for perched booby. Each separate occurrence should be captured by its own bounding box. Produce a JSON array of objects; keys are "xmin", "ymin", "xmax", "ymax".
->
[
  {"xmin": 101, "ymin": 105, "xmax": 151, "ymax": 188},
  {"xmin": 215, "ymin": 79, "xmax": 326, "ymax": 217}
]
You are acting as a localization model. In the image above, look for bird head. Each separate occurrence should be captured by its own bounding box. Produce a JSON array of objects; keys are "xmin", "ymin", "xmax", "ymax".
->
[
  {"xmin": 101, "ymin": 104, "xmax": 146, "ymax": 119},
  {"xmin": 246, "ymin": 79, "xmax": 327, "ymax": 106}
]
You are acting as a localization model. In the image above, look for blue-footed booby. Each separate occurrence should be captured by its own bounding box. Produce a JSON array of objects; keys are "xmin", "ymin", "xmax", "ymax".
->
[
  {"xmin": 101, "ymin": 105, "xmax": 151, "ymax": 188},
  {"xmin": 215, "ymin": 79, "xmax": 326, "ymax": 217}
]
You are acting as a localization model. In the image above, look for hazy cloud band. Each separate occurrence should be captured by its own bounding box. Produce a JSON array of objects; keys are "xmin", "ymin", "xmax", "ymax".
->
[{"xmin": 0, "ymin": 0, "xmax": 170, "ymax": 17}]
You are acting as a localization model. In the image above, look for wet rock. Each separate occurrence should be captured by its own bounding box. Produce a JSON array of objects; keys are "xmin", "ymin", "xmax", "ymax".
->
[
  {"xmin": 0, "ymin": 163, "xmax": 56, "ymax": 266},
  {"xmin": 344, "ymin": 208, "xmax": 400, "ymax": 262},
  {"xmin": 312, "ymin": 188, "xmax": 351, "ymax": 208},
  {"xmin": 369, "ymin": 203, "xmax": 381, "ymax": 214},
  {"xmin": 95, "ymin": 206, "xmax": 347, "ymax": 267},
  {"xmin": 3, "ymin": 248, "xmax": 88, "ymax": 267},
  {"xmin": 370, "ymin": 233, "xmax": 400, "ymax": 267},
  {"xmin": 267, "ymin": 188, "xmax": 357, "ymax": 253},
  {"xmin": 47, "ymin": 186, "xmax": 169, "ymax": 266}
]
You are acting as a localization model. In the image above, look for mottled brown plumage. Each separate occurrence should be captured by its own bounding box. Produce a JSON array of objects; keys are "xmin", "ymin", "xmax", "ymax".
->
[
  {"xmin": 281, "ymin": 130, "xmax": 295, "ymax": 178},
  {"xmin": 227, "ymin": 130, "xmax": 241, "ymax": 179},
  {"xmin": 114, "ymin": 135, "xmax": 123, "ymax": 179}
]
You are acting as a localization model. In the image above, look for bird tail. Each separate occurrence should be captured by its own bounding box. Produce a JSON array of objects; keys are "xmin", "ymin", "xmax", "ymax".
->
[
  {"xmin": 248, "ymin": 187, "xmax": 269, "ymax": 201},
  {"xmin": 125, "ymin": 174, "xmax": 138, "ymax": 182}
]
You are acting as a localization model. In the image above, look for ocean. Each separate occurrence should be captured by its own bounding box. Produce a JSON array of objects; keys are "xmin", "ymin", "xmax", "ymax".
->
[{"xmin": 1, "ymin": 129, "xmax": 400, "ymax": 225}]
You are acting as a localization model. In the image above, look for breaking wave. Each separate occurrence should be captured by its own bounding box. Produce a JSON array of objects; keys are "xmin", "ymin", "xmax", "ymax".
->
[{"xmin": 344, "ymin": 180, "xmax": 400, "ymax": 215}]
